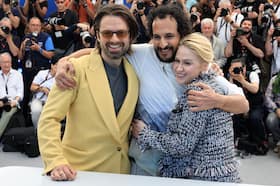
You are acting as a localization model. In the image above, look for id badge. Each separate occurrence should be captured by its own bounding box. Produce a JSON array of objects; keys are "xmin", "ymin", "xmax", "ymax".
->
[{"xmin": 55, "ymin": 31, "xmax": 63, "ymax": 38}]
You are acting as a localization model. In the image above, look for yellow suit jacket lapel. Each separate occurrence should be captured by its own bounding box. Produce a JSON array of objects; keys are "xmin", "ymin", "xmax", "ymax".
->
[
  {"xmin": 85, "ymin": 50, "xmax": 120, "ymax": 142},
  {"xmin": 117, "ymin": 58, "xmax": 139, "ymax": 128}
]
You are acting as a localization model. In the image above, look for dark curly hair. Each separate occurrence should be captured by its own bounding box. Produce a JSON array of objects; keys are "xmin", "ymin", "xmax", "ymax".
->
[
  {"xmin": 93, "ymin": 4, "xmax": 138, "ymax": 53},
  {"xmin": 147, "ymin": 4, "xmax": 192, "ymax": 39}
]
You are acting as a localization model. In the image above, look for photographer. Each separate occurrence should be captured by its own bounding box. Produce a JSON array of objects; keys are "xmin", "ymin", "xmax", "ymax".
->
[
  {"xmin": 228, "ymin": 58, "xmax": 268, "ymax": 155},
  {"xmin": 18, "ymin": 17, "xmax": 54, "ymax": 125},
  {"xmin": 30, "ymin": 58, "xmax": 57, "ymax": 129},
  {"xmin": 214, "ymin": 0, "xmax": 244, "ymax": 46},
  {"xmin": 265, "ymin": 19, "xmax": 280, "ymax": 77},
  {"xmin": 67, "ymin": 0, "xmax": 95, "ymax": 24},
  {"xmin": 74, "ymin": 23, "xmax": 95, "ymax": 50},
  {"xmin": 2, "ymin": 0, "xmax": 20, "ymax": 30},
  {"xmin": 225, "ymin": 18, "xmax": 264, "ymax": 74},
  {"xmin": 130, "ymin": 0, "xmax": 154, "ymax": 43},
  {"xmin": 23, "ymin": 0, "xmax": 48, "ymax": 21},
  {"xmin": 189, "ymin": 4, "xmax": 202, "ymax": 32},
  {"xmin": 0, "ymin": 52, "xmax": 23, "ymax": 138},
  {"xmin": 0, "ymin": 17, "xmax": 20, "ymax": 69},
  {"xmin": 238, "ymin": 0, "xmax": 265, "ymax": 33},
  {"xmin": 257, "ymin": 3, "xmax": 275, "ymax": 40},
  {"xmin": 45, "ymin": 0, "xmax": 78, "ymax": 56}
]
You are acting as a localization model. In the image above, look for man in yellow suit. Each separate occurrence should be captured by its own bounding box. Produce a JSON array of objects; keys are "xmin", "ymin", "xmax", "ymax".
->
[{"xmin": 37, "ymin": 4, "xmax": 139, "ymax": 181}]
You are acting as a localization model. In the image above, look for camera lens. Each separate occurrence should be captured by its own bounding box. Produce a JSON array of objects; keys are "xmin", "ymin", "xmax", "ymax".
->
[
  {"xmin": 1, "ymin": 26, "xmax": 10, "ymax": 34},
  {"xmin": 137, "ymin": 1, "xmax": 144, "ymax": 10},
  {"xmin": 190, "ymin": 13, "xmax": 198, "ymax": 22},
  {"xmin": 233, "ymin": 67, "xmax": 243, "ymax": 74}
]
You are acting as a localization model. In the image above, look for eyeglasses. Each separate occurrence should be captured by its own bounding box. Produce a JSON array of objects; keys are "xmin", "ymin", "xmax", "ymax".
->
[{"xmin": 99, "ymin": 30, "xmax": 129, "ymax": 39}]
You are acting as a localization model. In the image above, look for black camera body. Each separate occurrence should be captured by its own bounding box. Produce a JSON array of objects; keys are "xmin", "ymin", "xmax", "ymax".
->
[
  {"xmin": 30, "ymin": 0, "xmax": 36, "ymax": 4},
  {"xmin": 1, "ymin": 26, "xmax": 10, "ymax": 35},
  {"xmin": 233, "ymin": 67, "xmax": 243, "ymax": 74},
  {"xmin": 0, "ymin": 97, "xmax": 11, "ymax": 112},
  {"xmin": 235, "ymin": 28, "xmax": 249, "ymax": 38},
  {"xmin": 273, "ymin": 27, "xmax": 280, "ymax": 37},
  {"xmin": 25, "ymin": 32, "xmax": 38, "ymax": 51},
  {"xmin": 261, "ymin": 3, "xmax": 274, "ymax": 27},
  {"xmin": 220, "ymin": 8, "xmax": 229, "ymax": 17},
  {"xmin": 4, "ymin": 0, "xmax": 10, "ymax": 4},
  {"xmin": 137, "ymin": 1, "xmax": 145, "ymax": 10},
  {"xmin": 48, "ymin": 17, "xmax": 65, "ymax": 25},
  {"xmin": 190, "ymin": 12, "xmax": 199, "ymax": 23}
]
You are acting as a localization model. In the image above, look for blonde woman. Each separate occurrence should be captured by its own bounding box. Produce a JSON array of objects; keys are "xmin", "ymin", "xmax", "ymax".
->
[{"xmin": 132, "ymin": 33, "xmax": 240, "ymax": 182}]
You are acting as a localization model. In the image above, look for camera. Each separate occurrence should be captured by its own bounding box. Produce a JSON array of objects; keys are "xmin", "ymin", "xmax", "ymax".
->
[
  {"xmin": 47, "ymin": 17, "xmax": 65, "ymax": 25},
  {"xmin": 190, "ymin": 12, "xmax": 199, "ymax": 23},
  {"xmin": 80, "ymin": 31, "xmax": 93, "ymax": 44},
  {"xmin": 162, "ymin": 0, "xmax": 169, "ymax": 5},
  {"xmin": 241, "ymin": 6, "xmax": 253, "ymax": 13},
  {"xmin": 234, "ymin": 0, "xmax": 244, "ymax": 9},
  {"xmin": 1, "ymin": 26, "xmax": 10, "ymax": 34},
  {"xmin": 261, "ymin": 3, "xmax": 274, "ymax": 27},
  {"xmin": 25, "ymin": 32, "xmax": 38, "ymax": 51},
  {"xmin": 233, "ymin": 67, "xmax": 243, "ymax": 74},
  {"xmin": 235, "ymin": 28, "xmax": 248, "ymax": 38},
  {"xmin": 0, "ymin": 97, "xmax": 11, "ymax": 112},
  {"xmin": 273, "ymin": 27, "xmax": 280, "ymax": 37},
  {"xmin": 4, "ymin": 0, "xmax": 10, "ymax": 4},
  {"xmin": 11, "ymin": 0, "xmax": 18, "ymax": 7},
  {"xmin": 137, "ymin": 1, "xmax": 145, "ymax": 10},
  {"xmin": 30, "ymin": 0, "xmax": 36, "ymax": 3},
  {"xmin": 220, "ymin": 8, "xmax": 229, "ymax": 17}
]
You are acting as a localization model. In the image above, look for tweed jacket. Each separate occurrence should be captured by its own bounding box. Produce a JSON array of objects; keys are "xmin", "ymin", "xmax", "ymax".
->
[
  {"xmin": 38, "ymin": 49, "xmax": 139, "ymax": 174},
  {"xmin": 137, "ymin": 73, "xmax": 239, "ymax": 182}
]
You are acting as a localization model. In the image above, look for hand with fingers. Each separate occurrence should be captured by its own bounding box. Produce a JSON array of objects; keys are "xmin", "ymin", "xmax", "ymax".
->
[
  {"xmin": 55, "ymin": 57, "xmax": 76, "ymax": 90},
  {"xmin": 187, "ymin": 82, "xmax": 218, "ymax": 112},
  {"xmin": 50, "ymin": 164, "xmax": 77, "ymax": 181}
]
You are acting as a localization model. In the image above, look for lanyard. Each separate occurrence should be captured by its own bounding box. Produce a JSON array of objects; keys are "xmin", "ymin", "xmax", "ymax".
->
[{"xmin": 1, "ymin": 72, "xmax": 10, "ymax": 95}]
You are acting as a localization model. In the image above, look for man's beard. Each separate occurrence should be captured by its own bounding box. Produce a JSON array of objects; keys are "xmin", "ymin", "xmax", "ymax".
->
[{"xmin": 154, "ymin": 46, "xmax": 177, "ymax": 63}]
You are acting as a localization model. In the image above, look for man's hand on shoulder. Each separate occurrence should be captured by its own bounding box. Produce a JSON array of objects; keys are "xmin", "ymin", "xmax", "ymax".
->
[
  {"xmin": 187, "ymin": 82, "xmax": 218, "ymax": 112},
  {"xmin": 55, "ymin": 56, "xmax": 76, "ymax": 90}
]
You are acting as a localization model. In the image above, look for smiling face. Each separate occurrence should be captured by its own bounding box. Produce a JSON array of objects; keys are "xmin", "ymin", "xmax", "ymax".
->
[
  {"xmin": 152, "ymin": 16, "xmax": 180, "ymax": 63},
  {"xmin": 96, "ymin": 15, "xmax": 130, "ymax": 66},
  {"xmin": 172, "ymin": 45, "xmax": 208, "ymax": 85}
]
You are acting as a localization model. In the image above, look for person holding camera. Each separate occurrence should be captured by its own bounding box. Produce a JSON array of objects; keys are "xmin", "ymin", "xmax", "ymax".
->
[
  {"xmin": 29, "ymin": 59, "xmax": 57, "ymax": 129},
  {"xmin": 66, "ymin": 0, "xmax": 95, "ymax": 24},
  {"xmin": 46, "ymin": 0, "xmax": 78, "ymax": 56},
  {"xmin": 214, "ymin": 0, "xmax": 244, "ymax": 46},
  {"xmin": 130, "ymin": 0, "xmax": 154, "ymax": 43},
  {"xmin": 1, "ymin": 0, "xmax": 20, "ymax": 30},
  {"xmin": 225, "ymin": 18, "xmax": 264, "ymax": 74},
  {"xmin": 265, "ymin": 19, "xmax": 280, "ymax": 77},
  {"xmin": 228, "ymin": 58, "xmax": 268, "ymax": 155},
  {"xmin": 18, "ymin": 16, "xmax": 54, "ymax": 125},
  {"xmin": 23, "ymin": 0, "xmax": 48, "ymax": 22},
  {"xmin": 0, "ymin": 17, "xmax": 20, "ymax": 69},
  {"xmin": 0, "ymin": 52, "xmax": 23, "ymax": 138}
]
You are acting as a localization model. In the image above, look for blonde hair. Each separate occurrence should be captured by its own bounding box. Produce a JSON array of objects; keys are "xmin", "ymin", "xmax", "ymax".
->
[{"xmin": 179, "ymin": 33, "xmax": 214, "ymax": 64}]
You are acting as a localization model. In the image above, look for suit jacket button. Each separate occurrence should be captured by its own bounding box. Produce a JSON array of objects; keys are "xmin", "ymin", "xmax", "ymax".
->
[{"xmin": 117, "ymin": 147, "xmax": 122, "ymax": 151}]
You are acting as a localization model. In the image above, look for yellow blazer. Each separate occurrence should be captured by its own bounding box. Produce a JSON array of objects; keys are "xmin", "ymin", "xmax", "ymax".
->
[{"xmin": 38, "ymin": 49, "xmax": 139, "ymax": 174}]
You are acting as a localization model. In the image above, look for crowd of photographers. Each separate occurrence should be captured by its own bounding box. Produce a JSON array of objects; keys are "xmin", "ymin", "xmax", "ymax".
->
[{"xmin": 0, "ymin": 0, "xmax": 280, "ymax": 156}]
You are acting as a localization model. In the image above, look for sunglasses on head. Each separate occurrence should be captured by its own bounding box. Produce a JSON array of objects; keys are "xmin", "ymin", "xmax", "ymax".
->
[{"xmin": 99, "ymin": 30, "xmax": 129, "ymax": 39}]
